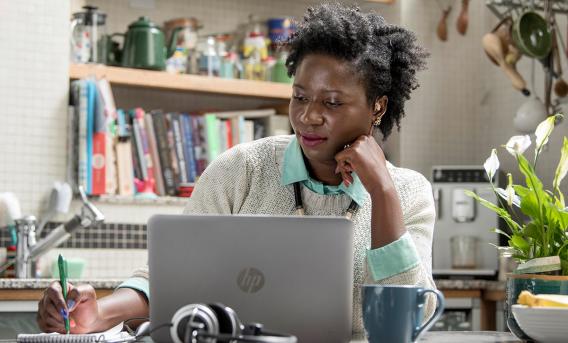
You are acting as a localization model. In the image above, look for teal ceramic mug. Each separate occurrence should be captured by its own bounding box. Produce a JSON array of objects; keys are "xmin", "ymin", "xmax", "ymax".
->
[{"xmin": 362, "ymin": 285, "xmax": 445, "ymax": 343}]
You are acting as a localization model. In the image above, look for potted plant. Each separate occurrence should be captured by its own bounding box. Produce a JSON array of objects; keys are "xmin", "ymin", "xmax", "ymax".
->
[{"xmin": 467, "ymin": 114, "xmax": 568, "ymax": 340}]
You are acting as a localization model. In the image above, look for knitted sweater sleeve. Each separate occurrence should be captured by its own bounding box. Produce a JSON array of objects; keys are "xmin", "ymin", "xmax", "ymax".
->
[{"xmin": 365, "ymin": 173, "xmax": 438, "ymax": 321}]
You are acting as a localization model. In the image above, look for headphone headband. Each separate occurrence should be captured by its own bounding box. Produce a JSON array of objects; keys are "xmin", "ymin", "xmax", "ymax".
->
[{"xmin": 170, "ymin": 303, "xmax": 297, "ymax": 343}]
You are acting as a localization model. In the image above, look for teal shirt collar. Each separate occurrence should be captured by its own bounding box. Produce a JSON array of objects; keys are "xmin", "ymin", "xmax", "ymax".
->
[{"xmin": 280, "ymin": 136, "xmax": 367, "ymax": 207}]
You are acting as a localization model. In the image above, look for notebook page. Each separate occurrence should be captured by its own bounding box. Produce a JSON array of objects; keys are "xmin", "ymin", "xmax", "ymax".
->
[{"xmin": 17, "ymin": 323, "xmax": 132, "ymax": 343}]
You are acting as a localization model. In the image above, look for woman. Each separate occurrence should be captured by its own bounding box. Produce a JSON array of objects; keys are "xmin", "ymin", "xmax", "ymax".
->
[{"xmin": 37, "ymin": 3, "xmax": 435, "ymax": 337}]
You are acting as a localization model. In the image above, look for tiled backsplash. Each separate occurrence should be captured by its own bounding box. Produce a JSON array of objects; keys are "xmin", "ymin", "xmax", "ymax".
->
[
  {"xmin": 1, "ymin": 222, "xmax": 148, "ymax": 279},
  {"xmin": 0, "ymin": 222, "xmax": 148, "ymax": 249}
]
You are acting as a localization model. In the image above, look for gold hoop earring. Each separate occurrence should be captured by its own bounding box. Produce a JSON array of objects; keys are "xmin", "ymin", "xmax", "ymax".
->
[{"xmin": 373, "ymin": 117, "xmax": 382, "ymax": 127}]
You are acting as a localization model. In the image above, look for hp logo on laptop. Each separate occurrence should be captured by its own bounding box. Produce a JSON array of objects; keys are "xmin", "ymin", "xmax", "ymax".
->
[{"xmin": 237, "ymin": 268, "xmax": 265, "ymax": 293}]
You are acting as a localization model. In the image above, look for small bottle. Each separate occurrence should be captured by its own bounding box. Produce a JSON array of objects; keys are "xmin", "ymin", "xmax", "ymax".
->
[
  {"xmin": 4, "ymin": 245, "xmax": 16, "ymax": 278},
  {"xmin": 2, "ymin": 226, "xmax": 17, "ymax": 278}
]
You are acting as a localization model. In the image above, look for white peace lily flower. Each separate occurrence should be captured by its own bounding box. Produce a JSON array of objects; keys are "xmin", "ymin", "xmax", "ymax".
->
[
  {"xmin": 496, "ymin": 187, "xmax": 521, "ymax": 208},
  {"xmin": 554, "ymin": 137, "xmax": 568, "ymax": 190},
  {"xmin": 505, "ymin": 174, "xmax": 516, "ymax": 207},
  {"xmin": 483, "ymin": 149, "xmax": 499, "ymax": 181},
  {"xmin": 505, "ymin": 135, "xmax": 531, "ymax": 156},
  {"xmin": 535, "ymin": 115, "xmax": 556, "ymax": 151}
]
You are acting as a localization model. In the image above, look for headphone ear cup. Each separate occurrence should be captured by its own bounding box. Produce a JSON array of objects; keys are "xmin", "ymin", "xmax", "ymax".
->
[
  {"xmin": 170, "ymin": 304, "xmax": 219, "ymax": 343},
  {"xmin": 208, "ymin": 303, "xmax": 242, "ymax": 337}
]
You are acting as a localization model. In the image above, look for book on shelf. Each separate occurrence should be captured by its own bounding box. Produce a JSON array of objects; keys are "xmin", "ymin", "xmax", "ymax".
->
[
  {"xmin": 96, "ymin": 78, "xmax": 118, "ymax": 195},
  {"xmin": 150, "ymin": 111, "xmax": 175, "ymax": 196},
  {"xmin": 144, "ymin": 113, "xmax": 165, "ymax": 195},
  {"xmin": 91, "ymin": 80, "xmax": 106, "ymax": 195},
  {"xmin": 180, "ymin": 114, "xmax": 197, "ymax": 183},
  {"xmin": 115, "ymin": 109, "xmax": 134, "ymax": 196},
  {"xmin": 171, "ymin": 113, "xmax": 188, "ymax": 185},
  {"xmin": 68, "ymin": 77, "xmax": 291, "ymax": 199}
]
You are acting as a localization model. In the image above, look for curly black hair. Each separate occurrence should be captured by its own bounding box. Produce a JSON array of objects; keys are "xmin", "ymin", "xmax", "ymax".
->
[{"xmin": 285, "ymin": 2, "xmax": 428, "ymax": 139}]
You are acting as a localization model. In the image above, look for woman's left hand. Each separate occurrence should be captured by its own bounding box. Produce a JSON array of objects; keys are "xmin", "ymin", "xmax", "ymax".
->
[{"xmin": 334, "ymin": 134, "xmax": 393, "ymax": 196}]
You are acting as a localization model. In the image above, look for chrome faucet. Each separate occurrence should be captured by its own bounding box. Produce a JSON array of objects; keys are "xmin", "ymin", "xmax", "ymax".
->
[{"xmin": 1, "ymin": 187, "xmax": 104, "ymax": 278}]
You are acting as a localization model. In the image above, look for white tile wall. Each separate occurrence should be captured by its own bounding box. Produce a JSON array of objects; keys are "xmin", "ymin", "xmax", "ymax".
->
[
  {"xmin": 400, "ymin": 0, "xmax": 490, "ymax": 177},
  {"xmin": 0, "ymin": 1, "xmax": 70, "ymax": 219}
]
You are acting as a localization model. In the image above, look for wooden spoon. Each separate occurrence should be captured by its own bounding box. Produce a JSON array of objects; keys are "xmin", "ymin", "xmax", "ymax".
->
[
  {"xmin": 552, "ymin": 30, "xmax": 568, "ymax": 97},
  {"xmin": 482, "ymin": 32, "xmax": 530, "ymax": 95},
  {"xmin": 437, "ymin": 6, "xmax": 452, "ymax": 42},
  {"xmin": 456, "ymin": 0, "xmax": 469, "ymax": 35}
]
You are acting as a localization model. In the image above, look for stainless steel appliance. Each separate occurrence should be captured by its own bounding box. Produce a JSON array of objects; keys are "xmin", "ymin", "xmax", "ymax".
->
[{"xmin": 431, "ymin": 166, "xmax": 505, "ymax": 279}]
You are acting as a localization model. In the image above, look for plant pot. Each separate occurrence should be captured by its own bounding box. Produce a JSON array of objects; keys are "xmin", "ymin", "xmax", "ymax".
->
[{"xmin": 506, "ymin": 274, "xmax": 568, "ymax": 341}]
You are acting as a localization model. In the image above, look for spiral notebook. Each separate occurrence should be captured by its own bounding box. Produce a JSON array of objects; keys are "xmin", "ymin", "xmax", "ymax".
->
[{"xmin": 17, "ymin": 323, "xmax": 132, "ymax": 343}]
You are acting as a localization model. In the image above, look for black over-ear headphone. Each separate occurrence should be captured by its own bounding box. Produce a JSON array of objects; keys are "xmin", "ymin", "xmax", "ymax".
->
[{"xmin": 170, "ymin": 303, "xmax": 297, "ymax": 343}]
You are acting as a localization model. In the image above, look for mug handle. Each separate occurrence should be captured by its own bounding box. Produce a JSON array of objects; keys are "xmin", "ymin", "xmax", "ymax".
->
[{"xmin": 412, "ymin": 289, "xmax": 445, "ymax": 342}]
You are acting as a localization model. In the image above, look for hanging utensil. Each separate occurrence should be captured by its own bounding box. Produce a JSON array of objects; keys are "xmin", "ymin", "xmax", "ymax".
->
[
  {"xmin": 552, "ymin": 29, "xmax": 568, "ymax": 97},
  {"xmin": 552, "ymin": 17, "xmax": 568, "ymax": 97},
  {"xmin": 456, "ymin": 0, "xmax": 469, "ymax": 35},
  {"xmin": 436, "ymin": 1, "xmax": 452, "ymax": 42},
  {"xmin": 482, "ymin": 32, "xmax": 530, "ymax": 96}
]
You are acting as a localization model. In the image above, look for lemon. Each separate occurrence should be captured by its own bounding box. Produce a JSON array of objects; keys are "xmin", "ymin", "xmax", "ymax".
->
[{"xmin": 517, "ymin": 290, "xmax": 568, "ymax": 308}]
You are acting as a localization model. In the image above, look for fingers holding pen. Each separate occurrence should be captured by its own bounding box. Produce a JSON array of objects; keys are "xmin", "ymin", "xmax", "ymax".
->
[{"xmin": 37, "ymin": 282, "xmax": 67, "ymax": 333}]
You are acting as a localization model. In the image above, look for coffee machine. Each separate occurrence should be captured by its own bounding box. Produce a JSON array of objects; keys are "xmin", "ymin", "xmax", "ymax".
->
[{"xmin": 431, "ymin": 166, "xmax": 506, "ymax": 279}]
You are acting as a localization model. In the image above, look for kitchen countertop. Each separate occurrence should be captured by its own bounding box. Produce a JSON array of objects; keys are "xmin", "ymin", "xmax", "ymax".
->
[
  {"xmin": 435, "ymin": 279, "xmax": 506, "ymax": 291},
  {"xmin": 0, "ymin": 278, "xmax": 122, "ymax": 289},
  {"xmin": 0, "ymin": 278, "xmax": 506, "ymax": 290},
  {"xmin": 418, "ymin": 331, "xmax": 519, "ymax": 342}
]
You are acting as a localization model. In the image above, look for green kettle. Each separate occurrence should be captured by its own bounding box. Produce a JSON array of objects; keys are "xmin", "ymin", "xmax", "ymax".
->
[{"xmin": 120, "ymin": 16, "xmax": 178, "ymax": 71}]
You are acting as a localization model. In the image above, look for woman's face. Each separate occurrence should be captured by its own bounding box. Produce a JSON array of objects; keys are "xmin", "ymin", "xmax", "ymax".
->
[{"xmin": 289, "ymin": 53, "xmax": 377, "ymax": 165}]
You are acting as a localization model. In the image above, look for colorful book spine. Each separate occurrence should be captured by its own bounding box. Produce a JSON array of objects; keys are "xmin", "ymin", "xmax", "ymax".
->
[
  {"xmin": 181, "ymin": 114, "xmax": 197, "ymax": 182},
  {"xmin": 68, "ymin": 81, "xmax": 80, "ymax": 193},
  {"xmin": 225, "ymin": 119, "xmax": 233, "ymax": 149},
  {"xmin": 115, "ymin": 109, "xmax": 134, "ymax": 196},
  {"xmin": 152, "ymin": 111, "xmax": 176, "ymax": 196},
  {"xmin": 85, "ymin": 80, "xmax": 96, "ymax": 195},
  {"xmin": 129, "ymin": 112, "xmax": 143, "ymax": 185},
  {"xmin": 132, "ymin": 108, "xmax": 156, "ymax": 194},
  {"xmin": 91, "ymin": 83, "xmax": 106, "ymax": 195},
  {"xmin": 204, "ymin": 114, "xmax": 221, "ymax": 164},
  {"xmin": 190, "ymin": 115, "xmax": 208, "ymax": 176},
  {"xmin": 96, "ymin": 78, "xmax": 118, "ymax": 195},
  {"xmin": 145, "ymin": 113, "xmax": 165, "ymax": 195},
  {"xmin": 171, "ymin": 113, "xmax": 188, "ymax": 184},
  {"xmin": 165, "ymin": 113, "xmax": 181, "ymax": 191}
]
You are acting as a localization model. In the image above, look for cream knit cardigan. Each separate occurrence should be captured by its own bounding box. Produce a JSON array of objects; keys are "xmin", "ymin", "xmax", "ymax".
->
[{"xmin": 130, "ymin": 135, "xmax": 437, "ymax": 335}]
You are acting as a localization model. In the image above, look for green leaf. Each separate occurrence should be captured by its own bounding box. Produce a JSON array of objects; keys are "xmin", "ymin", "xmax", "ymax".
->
[
  {"xmin": 510, "ymin": 234, "xmax": 530, "ymax": 254},
  {"xmin": 491, "ymin": 227, "xmax": 512, "ymax": 239},
  {"xmin": 548, "ymin": 204, "xmax": 568, "ymax": 232},
  {"xmin": 513, "ymin": 185, "xmax": 531, "ymax": 198},
  {"xmin": 523, "ymin": 222, "xmax": 542, "ymax": 242},
  {"xmin": 520, "ymin": 191, "xmax": 542, "ymax": 219},
  {"xmin": 465, "ymin": 190, "xmax": 521, "ymax": 233},
  {"xmin": 517, "ymin": 153, "xmax": 544, "ymax": 193}
]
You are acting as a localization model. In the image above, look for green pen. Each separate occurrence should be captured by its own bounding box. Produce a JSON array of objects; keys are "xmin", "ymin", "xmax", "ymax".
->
[{"xmin": 58, "ymin": 254, "xmax": 70, "ymax": 334}]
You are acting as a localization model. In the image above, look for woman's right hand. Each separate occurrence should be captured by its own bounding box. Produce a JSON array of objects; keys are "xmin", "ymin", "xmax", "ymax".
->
[{"xmin": 37, "ymin": 281, "xmax": 102, "ymax": 334}]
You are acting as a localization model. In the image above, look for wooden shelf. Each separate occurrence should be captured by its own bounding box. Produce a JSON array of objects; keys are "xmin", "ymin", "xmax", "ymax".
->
[
  {"xmin": 69, "ymin": 63, "xmax": 293, "ymax": 100},
  {"xmin": 91, "ymin": 194, "xmax": 189, "ymax": 206}
]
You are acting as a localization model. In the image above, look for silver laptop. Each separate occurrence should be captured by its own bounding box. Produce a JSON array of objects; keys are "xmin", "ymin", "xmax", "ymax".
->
[{"xmin": 148, "ymin": 214, "xmax": 354, "ymax": 343}]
